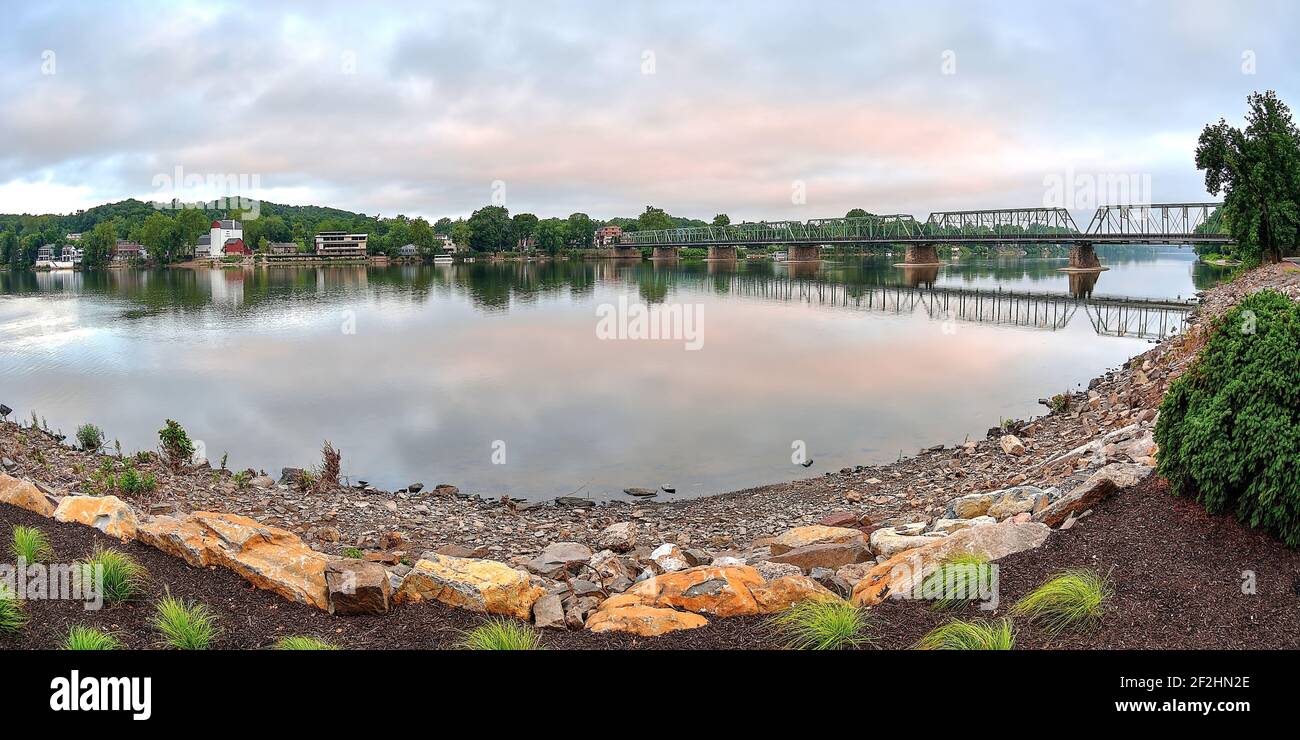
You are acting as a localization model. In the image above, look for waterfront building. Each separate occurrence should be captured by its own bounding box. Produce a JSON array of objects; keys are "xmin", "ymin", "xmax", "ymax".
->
[{"xmin": 314, "ymin": 231, "xmax": 368, "ymax": 257}]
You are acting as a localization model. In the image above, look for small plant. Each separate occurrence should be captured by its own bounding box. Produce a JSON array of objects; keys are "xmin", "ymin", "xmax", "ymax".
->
[
  {"xmin": 116, "ymin": 464, "xmax": 157, "ymax": 495},
  {"xmin": 296, "ymin": 468, "xmax": 318, "ymax": 490},
  {"xmin": 76, "ymin": 423, "xmax": 105, "ymax": 451},
  {"xmin": 133, "ymin": 450, "xmax": 153, "ymax": 465},
  {"xmin": 922, "ymin": 553, "xmax": 993, "ymax": 611},
  {"xmin": 769, "ymin": 598, "xmax": 871, "ymax": 650},
  {"xmin": 157, "ymin": 419, "xmax": 195, "ymax": 471},
  {"xmin": 80, "ymin": 546, "xmax": 147, "ymax": 604},
  {"xmin": 459, "ymin": 618, "xmax": 543, "ymax": 650},
  {"xmin": 62, "ymin": 625, "xmax": 122, "ymax": 650},
  {"xmin": 916, "ymin": 618, "xmax": 1014, "ymax": 650},
  {"xmin": 231, "ymin": 470, "xmax": 250, "ymax": 489},
  {"xmin": 0, "ymin": 584, "xmax": 28, "ymax": 634},
  {"xmin": 219, "ymin": 451, "xmax": 228, "ymax": 470},
  {"xmin": 153, "ymin": 594, "xmax": 220, "ymax": 650},
  {"xmin": 1011, "ymin": 569, "xmax": 1112, "ymax": 634},
  {"xmin": 318, "ymin": 441, "xmax": 341, "ymax": 489},
  {"xmin": 11, "ymin": 525, "xmax": 53, "ymax": 564},
  {"xmin": 342, "ymin": 547, "xmax": 364, "ymax": 559},
  {"xmin": 1049, "ymin": 392, "xmax": 1071, "ymax": 414},
  {"xmin": 274, "ymin": 635, "xmax": 338, "ymax": 650}
]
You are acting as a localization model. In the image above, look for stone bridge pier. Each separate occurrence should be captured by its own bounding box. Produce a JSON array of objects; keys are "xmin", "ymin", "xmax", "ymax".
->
[
  {"xmin": 652, "ymin": 246, "xmax": 678, "ymax": 260},
  {"xmin": 612, "ymin": 245, "xmax": 640, "ymax": 259},
  {"xmin": 1061, "ymin": 243, "xmax": 1108, "ymax": 272},
  {"xmin": 899, "ymin": 243, "xmax": 940, "ymax": 265},
  {"xmin": 707, "ymin": 245, "xmax": 738, "ymax": 260},
  {"xmin": 787, "ymin": 244, "xmax": 820, "ymax": 262}
]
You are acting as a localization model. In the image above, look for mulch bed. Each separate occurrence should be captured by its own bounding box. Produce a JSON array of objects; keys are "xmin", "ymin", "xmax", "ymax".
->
[{"xmin": 3, "ymin": 473, "xmax": 1298, "ymax": 650}]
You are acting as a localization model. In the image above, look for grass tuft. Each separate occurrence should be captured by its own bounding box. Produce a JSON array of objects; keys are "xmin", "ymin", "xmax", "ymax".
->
[
  {"xmin": 459, "ymin": 618, "xmax": 543, "ymax": 650},
  {"xmin": 80, "ymin": 546, "xmax": 147, "ymax": 604},
  {"xmin": 62, "ymin": 625, "xmax": 122, "ymax": 650},
  {"xmin": 11, "ymin": 525, "xmax": 54, "ymax": 564},
  {"xmin": 1011, "ymin": 569, "xmax": 1112, "ymax": 634},
  {"xmin": 0, "ymin": 584, "xmax": 29, "ymax": 635},
  {"xmin": 922, "ymin": 553, "xmax": 993, "ymax": 611},
  {"xmin": 916, "ymin": 618, "xmax": 1014, "ymax": 650},
  {"xmin": 274, "ymin": 635, "xmax": 338, "ymax": 651},
  {"xmin": 770, "ymin": 599, "xmax": 872, "ymax": 650},
  {"xmin": 153, "ymin": 594, "xmax": 220, "ymax": 650}
]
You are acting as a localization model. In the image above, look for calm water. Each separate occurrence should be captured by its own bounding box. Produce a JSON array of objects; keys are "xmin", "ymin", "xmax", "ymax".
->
[{"xmin": 0, "ymin": 248, "xmax": 1229, "ymax": 501}]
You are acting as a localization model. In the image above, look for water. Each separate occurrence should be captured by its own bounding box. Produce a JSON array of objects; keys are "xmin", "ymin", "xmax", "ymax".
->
[{"xmin": 0, "ymin": 247, "xmax": 1229, "ymax": 502}]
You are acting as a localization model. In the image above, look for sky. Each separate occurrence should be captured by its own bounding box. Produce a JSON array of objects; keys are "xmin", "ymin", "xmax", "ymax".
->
[{"xmin": 1, "ymin": 0, "xmax": 1298, "ymax": 225}]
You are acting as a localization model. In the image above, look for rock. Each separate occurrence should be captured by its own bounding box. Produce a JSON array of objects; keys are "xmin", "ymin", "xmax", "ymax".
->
[
  {"xmin": 598, "ymin": 565, "xmax": 764, "ymax": 617},
  {"xmin": 818, "ymin": 511, "xmax": 860, "ymax": 528},
  {"xmin": 188, "ymin": 511, "xmax": 332, "ymax": 609},
  {"xmin": 249, "ymin": 475, "xmax": 275, "ymax": 489},
  {"xmin": 1033, "ymin": 463, "xmax": 1153, "ymax": 527},
  {"xmin": 749, "ymin": 575, "xmax": 841, "ymax": 613},
  {"xmin": 586, "ymin": 605, "xmax": 708, "ymax": 636},
  {"xmin": 852, "ymin": 520, "xmax": 1051, "ymax": 606},
  {"xmin": 433, "ymin": 484, "xmax": 459, "ymax": 496},
  {"xmin": 944, "ymin": 492, "xmax": 996, "ymax": 519},
  {"xmin": 809, "ymin": 567, "xmax": 853, "ymax": 598},
  {"xmin": 589, "ymin": 549, "xmax": 637, "ymax": 583},
  {"xmin": 769, "ymin": 525, "xmax": 866, "ymax": 555},
  {"xmin": 596, "ymin": 522, "xmax": 637, "ymax": 553},
  {"xmin": 648, "ymin": 543, "xmax": 690, "ymax": 573},
  {"xmin": 53, "ymin": 495, "xmax": 138, "ymax": 539},
  {"xmin": 929, "ymin": 516, "xmax": 996, "ymax": 534},
  {"xmin": 624, "ymin": 487, "xmax": 658, "ymax": 497},
  {"xmin": 753, "ymin": 560, "xmax": 804, "ymax": 581},
  {"xmin": 0, "ymin": 473, "xmax": 59, "ymax": 516},
  {"xmin": 325, "ymin": 559, "xmax": 392, "ymax": 615},
  {"xmin": 868, "ymin": 527, "xmax": 945, "ymax": 558},
  {"xmin": 710, "ymin": 555, "xmax": 747, "ymax": 567},
  {"xmin": 408, "ymin": 483, "xmax": 424, "ymax": 493},
  {"xmin": 526, "ymin": 541, "xmax": 593, "ymax": 577},
  {"xmin": 278, "ymin": 467, "xmax": 306, "ymax": 485},
  {"xmin": 1000, "ymin": 435, "xmax": 1026, "ymax": 456},
  {"xmin": 532, "ymin": 593, "xmax": 567, "ymax": 629},
  {"xmin": 986, "ymin": 486, "xmax": 1049, "ymax": 519},
  {"xmin": 767, "ymin": 542, "xmax": 871, "ymax": 572},
  {"xmin": 136, "ymin": 515, "xmax": 218, "ymax": 566},
  {"xmin": 395, "ymin": 554, "xmax": 546, "ymax": 620},
  {"xmin": 433, "ymin": 544, "xmax": 490, "ymax": 559}
]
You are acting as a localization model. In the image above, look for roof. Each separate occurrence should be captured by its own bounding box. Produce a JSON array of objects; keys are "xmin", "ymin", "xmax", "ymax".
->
[
  {"xmin": 212, "ymin": 220, "xmax": 242, "ymax": 230},
  {"xmin": 197, "ymin": 235, "xmax": 211, "ymax": 246}
]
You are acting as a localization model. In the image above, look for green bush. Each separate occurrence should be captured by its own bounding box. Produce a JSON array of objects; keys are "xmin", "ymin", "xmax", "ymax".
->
[
  {"xmin": 1155, "ymin": 289, "xmax": 1300, "ymax": 544},
  {"xmin": 0, "ymin": 584, "xmax": 28, "ymax": 635},
  {"xmin": 76, "ymin": 423, "xmax": 105, "ymax": 451},
  {"xmin": 157, "ymin": 419, "xmax": 195, "ymax": 470},
  {"xmin": 459, "ymin": 618, "xmax": 542, "ymax": 650},
  {"xmin": 116, "ymin": 464, "xmax": 157, "ymax": 495},
  {"xmin": 1011, "ymin": 569, "xmax": 1111, "ymax": 634},
  {"xmin": 769, "ymin": 599, "xmax": 871, "ymax": 650},
  {"xmin": 63, "ymin": 625, "xmax": 122, "ymax": 650}
]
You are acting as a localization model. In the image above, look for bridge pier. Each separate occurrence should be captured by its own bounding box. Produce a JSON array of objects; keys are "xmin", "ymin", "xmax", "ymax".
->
[
  {"xmin": 1068, "ymin": 271, "xmax": 1100, "ymax": 298},
  {"xmin": 897, "ymin": 243, "xmax": 940, "ymax": 265},
  {"xmin": 1060, "ymin": 243, "xmax": 1108, "ymax": 272},
  {"xmin": 652, "ymin": 246, "xmax": 678, "ymax": 260},
  {"xmin": 707, "ymin": 245, "xmax": 738, "ymax": 261},
  {"xmin": 899, "ymin": 264, "xmax": 940, "ymax": 289},
  {"xmin": 787, "ymin": 244, "xmax": 820, "ymax": 262},
  {"xmin": 612, "ymin": 246, "xmax": 640, "ymax": 259}
]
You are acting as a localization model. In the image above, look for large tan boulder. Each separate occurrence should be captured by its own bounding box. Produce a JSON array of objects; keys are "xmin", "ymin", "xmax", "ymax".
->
[
  {"xmin": 769, "ymin": 525, "xmax": 866, "ymax": 555},
  {"xmin": 749, "ymin": 575, "xmax": 840, "ymax": 613},
  {"xmin": 851, "ymin": 520, "xmax": 1050, "ymax": 607},
  {"xmin": 188, "ymin": 511, "xmax": 331, "ymax": 610},
  {"xmin": 0, "ymin": 474, "xmax": 59, "ymax": 516},
  {"xmin": 598, "ymin": 565, "xmax": 764, "ymax": 617},
  {"xmin": 53, "ymin": 495, "xmax": 138, "ymax": 539},
  {"xmin": 767, "ymin": 542, "xmax": 871, "ymax": 572},
  {"xmin": 136, "ymin": 515, "xmax": 218, "ymax": 566},
  {"xmin": 586, "ymin": 605, "xmax": 708, "ymax": 636},
  {"xmin": 325, "ymin": 559, "xmax": 392, "ymax": 615},
  {"xmin": 394, "ymin": 553, "xmax": 545, "ymax": 620}
]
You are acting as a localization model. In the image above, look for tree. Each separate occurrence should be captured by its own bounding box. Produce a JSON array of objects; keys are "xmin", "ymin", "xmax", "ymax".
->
[
  {"xmin": 636, "ymin": 206, "xmax": 675, "ymax": 232},
  {"xmin": 511, "ymin": 213, "xmax": 539, "ymax": 248},
  {"xmin": 174, "ymin": 208, "xmax": 211, "ymax": 255},
  {"xmin": 846, "ymin": 208, "xmax": 869, "ymax": 218},
  {"xmin": 434, "ymin": 217, "xmax": 453, "ymax": 236},
  {"xmin": 565, "ymin": 212, "xmax": 594, "ymax": 248},
  {"xmin": 712, "ymin": 213, "xmax": 730, "ymax": 227},
  {"xmin": 466, "ymin": 205, "xmax": 512, "ymax": 252},
  {"xmin": 1195, "ymin": 90, "xmax": 1300, "ymax": 265},
  {"xmin": 140, "ymin": 212, "xmax": 185, "ymax": 264},
  {"xmin": 535, "ymin": 218, "xmax": 567, "ymax": 255},
  {"xmin": 450, "ymin": 219, "xmax": 473, "ymax": 251},
  {"xmin": 81, "ymin": 220, "xmax": 117, "ymax": 268}
]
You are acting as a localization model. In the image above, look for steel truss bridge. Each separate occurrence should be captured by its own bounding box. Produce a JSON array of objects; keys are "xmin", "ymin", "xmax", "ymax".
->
[
  {"xmin": 620, "ymin": 203, "xmax": 1233, "ymax": 248},
  {"xmin": 661, "ymin": 272, "xmax": 1194, "ymax": 340}
]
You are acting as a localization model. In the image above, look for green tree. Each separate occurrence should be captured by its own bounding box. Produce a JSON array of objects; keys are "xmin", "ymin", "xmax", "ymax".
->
[
  {"xmin": 712, "ymin": 213, "xmax": 731, "ymax": 227},
  {"xmin": 511, "ymin": 213, "xmax": 539, "ymax": 248},
  {"xmin": 140, "ymin": 212, "xmax": 185, "ymax": 264},
  {"xmin": 636, "ymin": 206, "xmax": 675, "ymax": 232},
  {"xmin": 450, "ymin": 219, "xmax": 473, "ymax": 251},
  {"xmin": 565, "ymin": 212, "xmax": 594, "ymax": 248},
  {"xmin": 81, "ymin": 220, "xmax": 117, "ymax": 268},
  {"xmin": 434, "ymin": 217, "xmax": 453, "ymax": 236},
  {"xmin": 535, "ymin": 218, "xmax": 566, "ymax": 255},
  {"xmin": 1195, "ymin": 90, "xmax": 1300, "ymax": 265},
  {"xmin": 466, "ymin": 205, "xmax": 511, "ymax": 253}
]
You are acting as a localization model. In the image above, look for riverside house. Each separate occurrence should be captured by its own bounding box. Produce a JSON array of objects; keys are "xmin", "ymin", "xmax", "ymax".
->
[
  {"xmin": 314, "ymin": 231, "xmax": 368, "ymax": 257},
  {"xmin": 113, "ymin": 240, "xmax": 147, "ymax": 263}
]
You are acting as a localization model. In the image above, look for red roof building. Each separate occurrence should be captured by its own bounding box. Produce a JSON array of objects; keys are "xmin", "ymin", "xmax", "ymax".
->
[{"xmin": 222, "ymin": 238, "xmax": 250, "ymax": 255}]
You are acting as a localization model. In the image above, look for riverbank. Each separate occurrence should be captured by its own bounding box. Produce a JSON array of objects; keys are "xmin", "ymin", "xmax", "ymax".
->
[{"xmin": 2, "ymin": 263, "xmax": 1296, "ymax": 570}]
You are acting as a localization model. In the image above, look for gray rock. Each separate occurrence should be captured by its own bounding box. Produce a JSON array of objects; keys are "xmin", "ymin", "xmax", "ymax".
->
[
  {"xmin": 532, "ymin": 593, "xmax": 566, "ymax": 629},
  {"xmin": 596, "ymin": 522, "xmax": 637, "ymax": 553},
  {"xmin": 526, "ymin": 541, "xmax": 593, "ymax": 577},
  {"xmin": 325, "ymin": 559, "xmax": 391, "ymax": 616},
  {"xmin": 624, "ymin": 487, "xmax": 658, "ymax": 497}
]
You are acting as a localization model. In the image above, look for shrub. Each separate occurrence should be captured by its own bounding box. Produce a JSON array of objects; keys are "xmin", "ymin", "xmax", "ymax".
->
[
  {"xmin": 80, "ymin": 546, "xmax": 147, "ymax": 604},
  {"xmin": 921, "ymin": 553, "xmax": 993, "ymax": 611},
  {"xmin": 274, "ymin": 635, "xmax": 338, "ymax": 650},
  {"xmin": 342, "ymin": 547, "xmax": 364, "ymax": 559},
  {"xmin": 11, "ymin": 525, "xmax": 53, "ymax": 564},
  {"xmin": 76, "ymin": 423, "xmax": 104, "ymax": 451},
  {"xmin": 1155, "ymin": 289, "xmax": 1300, "ymax": 544},
  {"xmin": 769, "ymin": 599, "xmax": 871, "ymax": 650},
  {"xmin": 1011, "ymin": 569, "xmax": 1111, "ymax": 634},
  {"xmin": 0, "ymin": 584, "xmax": 28, "ymax": 635},
  {"xmin": 318, "ymin": 441, "xmax": 341, "ymax": 488},
  {"xmin": 62, "ymin": 625, "xmax": 122, "ymax": 650},
  {"xmin": 459, "ymin": 618, "xmax": 543, "ymax": 650},
  {"xmin": 916, "ymin": 618, "xmax": 1014, "ymax": 650},
  {"xmin": 157, "ymin": 419, "xmax": 195, "ymax": 471},
  {"xmin": 153, "ymin": 594, "xmax": 220, "ymax": 649},
  {"xmin": 116, "ymin": 464, "xmax": 157, "ymax": 495}
]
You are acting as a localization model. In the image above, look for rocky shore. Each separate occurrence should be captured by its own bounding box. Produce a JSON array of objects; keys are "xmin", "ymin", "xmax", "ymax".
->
[{"xmin": 2, "ymin": 263, "xmax": 1298, "ymax": 634}]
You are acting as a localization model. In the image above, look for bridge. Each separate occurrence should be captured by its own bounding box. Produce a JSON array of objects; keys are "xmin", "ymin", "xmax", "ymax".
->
[
  {"xmin": 651, "ymin": 270, "xmax": 1195, "ymax": 341},
  {"xmin": 617, "ymin": 203, "xmax": 1232, "ymax": 272}
]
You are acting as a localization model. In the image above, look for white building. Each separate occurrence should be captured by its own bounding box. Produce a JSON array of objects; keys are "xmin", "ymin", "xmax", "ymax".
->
[{"xmin": 198, "ymin": 219, "xmax": 243, "ymax": 259}]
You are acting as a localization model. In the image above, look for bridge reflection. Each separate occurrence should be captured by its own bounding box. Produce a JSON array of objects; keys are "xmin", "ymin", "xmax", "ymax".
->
[{"xmin": 661, "ymin": 271, "xmax": 1194, "ymax": 340}]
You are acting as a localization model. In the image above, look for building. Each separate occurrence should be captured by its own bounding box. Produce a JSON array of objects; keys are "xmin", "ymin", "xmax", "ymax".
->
[
  {"xmin": 398, "ymin": 243, "xmax": 419, "ymax": 257},
  {"xmin": 595, "ymin": 225, "xmax": 623, "ymax": 246},
  {"xmin": 198, "ymin": 220, "xmax": 243, "ymax": 259},
  {"xmin": 66, "ymin": 233, "xmax": 82, "ymax": 242},
  {"xmin": 435, "ymin": 233, "xmax": 456, "ymax": 253},
  {"xmin": 314, "ymin": 231, "xmax": 368, "ymax": 257},
  {"xmin": 61, "ymin": 245, "xmax": 82, "ymax": 262},
  {"xmin": 267, "ymin": 242, "xmax": 299, "ymax": 255},
  {"xmin": 113, "ymin": 240, "xmax": 147, "ymax": 262},
  {"xmin": 37, "ymin": 245, "xmax": 55, "ymax": 262},
  {"xmin": 222, "ymin": 238, "xmax": 250, "ymax": 256}
]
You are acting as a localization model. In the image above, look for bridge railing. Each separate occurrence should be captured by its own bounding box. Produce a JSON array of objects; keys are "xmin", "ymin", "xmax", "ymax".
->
[{"xmin": 1083, "ymin": 203, "xmax": 1226, "ymax": 237}]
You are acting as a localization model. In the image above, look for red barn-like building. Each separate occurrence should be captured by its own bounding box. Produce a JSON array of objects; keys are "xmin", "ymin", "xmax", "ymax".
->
[{"xmin": 222, "ymin": 238, "xmax": 250, "ymax": 256}]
